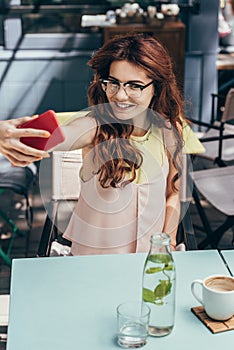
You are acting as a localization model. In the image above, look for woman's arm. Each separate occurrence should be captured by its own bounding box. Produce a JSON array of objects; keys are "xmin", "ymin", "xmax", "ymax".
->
[
  {"xmin": 0, "ymin": 111, "xmax": 96, "ymax": 166},
  {"xmin": 0, "ymin": 117, "xmax": 50, "ymax": 166},
  {"xmin": 52, "ymin": 115, "xmax": 97, "ymax": 152}
]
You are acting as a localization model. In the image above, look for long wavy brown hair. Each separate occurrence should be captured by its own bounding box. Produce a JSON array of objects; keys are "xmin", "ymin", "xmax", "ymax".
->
[{"xmin": 87, "ymin": 33, "xmax": 185, "ymax": 189}]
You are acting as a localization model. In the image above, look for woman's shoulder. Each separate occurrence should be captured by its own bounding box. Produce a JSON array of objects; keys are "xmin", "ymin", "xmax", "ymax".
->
[{"xmin": 56, "ymin": 110, "xmax": 96, "ymax": 129}]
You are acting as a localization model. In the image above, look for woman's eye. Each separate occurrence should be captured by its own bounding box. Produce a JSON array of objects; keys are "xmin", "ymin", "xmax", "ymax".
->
[{"xmin": 129, "ymin": 84, "xmax": 141, "ymax": 90}]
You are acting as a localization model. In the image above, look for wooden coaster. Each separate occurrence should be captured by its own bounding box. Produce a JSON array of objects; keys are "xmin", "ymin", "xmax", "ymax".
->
[{"xmin": 191, "ymin": 306, "xmax": 234, "ymax": 334}]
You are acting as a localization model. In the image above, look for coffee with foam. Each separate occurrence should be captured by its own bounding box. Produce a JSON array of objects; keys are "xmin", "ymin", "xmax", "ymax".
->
[{"xmin": 205, "ymin": 276, "xmax": 234, "ymax": 292}]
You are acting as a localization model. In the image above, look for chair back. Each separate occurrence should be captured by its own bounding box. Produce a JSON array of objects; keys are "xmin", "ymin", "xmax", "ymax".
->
[
  {"xmin": 221, "ymin": 88, "xmax": 234, "ymax": 123},
  {"xmin": 52, "ymin": 150, "xmax": 82, "ymax": 201}
]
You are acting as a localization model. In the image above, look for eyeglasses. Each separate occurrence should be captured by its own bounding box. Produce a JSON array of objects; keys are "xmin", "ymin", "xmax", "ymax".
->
[{"xmin": 100, "ymin": 79, "xmax": 154, "ymax": 98}]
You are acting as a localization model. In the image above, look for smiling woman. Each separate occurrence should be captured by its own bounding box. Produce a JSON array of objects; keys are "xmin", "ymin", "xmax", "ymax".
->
[{"xmin": 48, "ymin": 33, "xmax": 187, "ymax": 255}]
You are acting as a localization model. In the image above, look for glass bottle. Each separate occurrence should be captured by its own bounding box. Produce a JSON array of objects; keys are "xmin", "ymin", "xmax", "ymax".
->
[{"xmin": 142, "ymin": 233, "xmax": 176, "ymax": 337}]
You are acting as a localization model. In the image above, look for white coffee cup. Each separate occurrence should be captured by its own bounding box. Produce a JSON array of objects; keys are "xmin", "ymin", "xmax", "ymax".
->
[{"xmin": 191, "ymin": 275, "xmax": 234, "ymax": 321}]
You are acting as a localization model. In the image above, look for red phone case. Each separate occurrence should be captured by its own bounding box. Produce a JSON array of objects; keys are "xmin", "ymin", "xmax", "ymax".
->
[{"xmin": 20, "ymin": 110, "xmax": 65, "ymax": 150}]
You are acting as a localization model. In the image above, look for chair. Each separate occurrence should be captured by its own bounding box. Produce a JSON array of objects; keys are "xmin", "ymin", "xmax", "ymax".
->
[
  {"xmin": 37, "ymin": 150, "xmax": 199, "ymax": 256},
  {"xmin": 0, "ymin": 156, "xmax": 36, "ymax": 266},
  {"xmin": 176, "ymin": 154, "xmax": 198, "ymax": 251},
  {"xmin": 37, "ymin": 150, "xmax": 82, "ymax": 257},
  {"xmin": 189, "ymin": 87, "xmax": 234, "ymax": 166},
  {"xmin": 190, "ymin": 165, "xmax": 234, "ymax": 249},
  {"xmin": 188, "ymin": 89, "xmax": 234, "ymax": 249}
]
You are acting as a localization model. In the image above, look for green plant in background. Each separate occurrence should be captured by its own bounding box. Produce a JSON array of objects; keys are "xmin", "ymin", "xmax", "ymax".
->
[{"xmin": 142, "ymin": 253, "xmax": 174, "ymax": 306}]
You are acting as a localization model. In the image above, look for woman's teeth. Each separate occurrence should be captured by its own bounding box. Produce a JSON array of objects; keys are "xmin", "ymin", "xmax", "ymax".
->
[{"xmin": 116, "ymin": 103, "xmax": 132, "ymax": 109}]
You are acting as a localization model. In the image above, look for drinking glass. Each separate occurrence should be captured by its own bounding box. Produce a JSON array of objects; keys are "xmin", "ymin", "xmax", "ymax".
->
[{"xmin": 116, "ymin": 301, "xmax": 150, "ymax": 348}]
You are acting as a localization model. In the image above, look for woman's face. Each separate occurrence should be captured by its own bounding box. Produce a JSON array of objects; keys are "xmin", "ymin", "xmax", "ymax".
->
[{"xmin": 104, "ymin": 60, "xmax": 154, "ymax": 125}]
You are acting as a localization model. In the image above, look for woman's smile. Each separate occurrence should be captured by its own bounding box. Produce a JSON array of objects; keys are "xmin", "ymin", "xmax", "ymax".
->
[
  {"xmin": 115, "ymin": 102, "xmax": 134, "ymax": 109},
  {"xmin": 111, "ymin": 101, "xmax": 137, "ymax": 115}
]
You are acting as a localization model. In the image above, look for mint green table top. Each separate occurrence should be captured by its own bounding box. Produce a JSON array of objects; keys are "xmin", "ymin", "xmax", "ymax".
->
[
  {"xmin": 7, "ymin": 250, "xmax": 234, "ymax": 350},
  {"xmin": 221, "ymin": 250, "xmax": 234, "ymax": 276}
]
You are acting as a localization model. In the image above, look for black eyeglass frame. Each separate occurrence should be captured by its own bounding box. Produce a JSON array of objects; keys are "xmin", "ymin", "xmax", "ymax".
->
[{"xmin": 99, "ymin": 79, "xmax": 154, "ymax": 94}]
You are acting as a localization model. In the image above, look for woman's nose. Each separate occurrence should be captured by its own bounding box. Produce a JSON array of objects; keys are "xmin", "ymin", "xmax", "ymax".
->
[{"xmin": 115, "ymin": 85, "xmax": 129, "ymax": 99}]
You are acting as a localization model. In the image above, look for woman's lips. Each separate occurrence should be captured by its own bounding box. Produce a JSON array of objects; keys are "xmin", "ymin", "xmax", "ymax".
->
[
  {"xmin": 115, "ymin": 102, "xmax": 134, "ymax": 108},
  {"xmin": 112, "ymin": 102, "xmax": 136, "ymax": 114}
]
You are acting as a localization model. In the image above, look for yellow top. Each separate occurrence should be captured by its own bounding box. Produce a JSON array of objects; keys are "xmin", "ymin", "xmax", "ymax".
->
[{"xmin": 56, "ymin": 111, "xmax": 205, "ymax": 155}]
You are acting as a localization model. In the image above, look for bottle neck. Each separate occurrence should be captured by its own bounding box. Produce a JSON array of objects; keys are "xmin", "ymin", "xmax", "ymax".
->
[{"xmin": 149, "ymin": 233, "xmax": 171, "ymax": 255}]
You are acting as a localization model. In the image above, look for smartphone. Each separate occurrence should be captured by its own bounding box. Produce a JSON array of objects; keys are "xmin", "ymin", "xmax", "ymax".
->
[{"xmin": 20, "ymin": 110, "xmax": 65, "ymax": 151}]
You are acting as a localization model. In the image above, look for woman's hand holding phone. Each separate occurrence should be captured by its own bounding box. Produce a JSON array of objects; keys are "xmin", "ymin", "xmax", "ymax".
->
[
  {"xmin": 0, "ymin": 110, "xmax": 64, "ymax": 167},
  {"xmin": 19, "ymin": 110, "xmax": 65, "ymax": 151}
]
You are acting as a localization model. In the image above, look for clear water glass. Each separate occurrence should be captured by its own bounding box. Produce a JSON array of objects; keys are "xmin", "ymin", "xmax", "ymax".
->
[{"xmin": 117, "ymin": 301, "xmax": 150, "ymax": 348}]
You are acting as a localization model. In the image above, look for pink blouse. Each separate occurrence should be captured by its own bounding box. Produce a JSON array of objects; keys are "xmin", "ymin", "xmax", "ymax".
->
[{"xmin": 63, "ymin": 125, "xmax": 169, "ymax": 255}]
